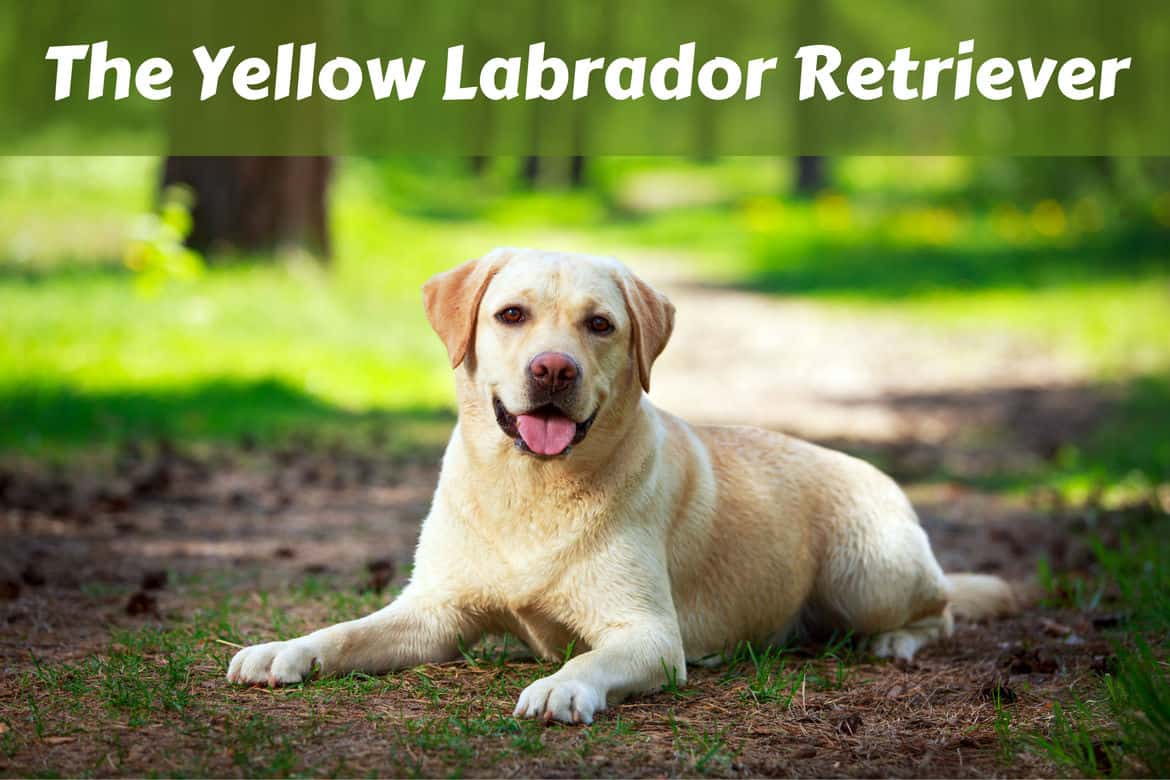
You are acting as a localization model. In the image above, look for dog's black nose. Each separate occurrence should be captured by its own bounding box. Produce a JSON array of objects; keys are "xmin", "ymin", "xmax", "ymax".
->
[{"xmin": 528, "ymin": 352, "xmax": 580, "ymax": 394}]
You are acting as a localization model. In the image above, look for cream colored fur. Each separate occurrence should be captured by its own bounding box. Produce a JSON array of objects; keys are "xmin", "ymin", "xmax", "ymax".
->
[{"xmin": 228, "ymin": 248, "xmax": 1017, "ymax": 724}]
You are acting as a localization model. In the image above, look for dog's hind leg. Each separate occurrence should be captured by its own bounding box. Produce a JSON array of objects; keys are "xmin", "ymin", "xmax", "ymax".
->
[
  {"xmin": 811, "ymin": 487, "xmax": 955, "ymax": 662},
  {"xmin": 866, "ymin": 609, "xmax": 954, "ymax": 661}
]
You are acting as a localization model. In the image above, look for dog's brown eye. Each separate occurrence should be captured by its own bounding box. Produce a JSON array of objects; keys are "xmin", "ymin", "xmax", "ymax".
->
[
  {"xmin": 496, "ymin": 306, "xmax": 526, "ymax": 325},
  {"xmin": 586, "ymin": 315, "xmax": 614, "ymax": 334}
]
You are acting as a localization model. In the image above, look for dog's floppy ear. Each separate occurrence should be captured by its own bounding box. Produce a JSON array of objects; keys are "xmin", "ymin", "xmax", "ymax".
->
[
  {"xmin": 422, "ymin": 250, "xmax": 510, "ymax": 368},
  {"xmin": 619, "ymin": 270, "xmax": 675, "ymax": 392}
]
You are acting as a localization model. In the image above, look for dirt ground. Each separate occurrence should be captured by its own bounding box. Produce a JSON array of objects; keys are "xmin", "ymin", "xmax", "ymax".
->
[{"xmin": 0, "ymin": 273, "xmax": 1131, "ymax": 778}]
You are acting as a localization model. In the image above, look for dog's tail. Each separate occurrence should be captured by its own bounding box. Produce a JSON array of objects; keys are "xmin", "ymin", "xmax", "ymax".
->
[{"xmin": 946, "ymin": 573, "xmax": 1020, "ymax": 621}]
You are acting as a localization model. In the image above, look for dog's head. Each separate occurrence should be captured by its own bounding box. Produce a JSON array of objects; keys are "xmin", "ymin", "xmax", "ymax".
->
[{"xmin": 423, "ymin": 248, "xmax": 674, "ymax": 459}]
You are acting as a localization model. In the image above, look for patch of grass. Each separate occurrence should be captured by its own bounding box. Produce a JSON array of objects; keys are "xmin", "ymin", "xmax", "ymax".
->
[
  {"xmin": 741, "ymin": 644, "xmax": 804, "ymax": 707},
  {"xmin": 227, "ymin": 712, "xmax": 303, "ymax": 778},
  {"xmin": 659, "ymin": 658, "xmax": 690, "ymax": 699},
  {"xmin": 877, "ymin": 282, "xmax": 1170, "ymax": 379},
  {"xmin": 1032, "ymin": 700, "xmax": 1119, "ymax": 778},
  {"xmin": 1036, "ymin": 555, "xmax": 1107, "ymax": 613},
  {"xmin": 637, "ymin": 192, "xmax": 1170, "ymax": 381},
  {"xmin": 577, "ymin": 715, "xmax": 635, "ymax": 760},
  {"xmin": 411, "ymin": 669, "xmax": 444, "ymax": 706},
  {"xmin": 710, "ymin": 637, "xmax": 856, "ymax": 709},
  {"xmin": 0, "ymin": 379, "xmax": 456, "ymax": 457},
  {"xmin": 990, "ymin": 685, "xmax": 1020, "ymax": 764},
  {"xmin": 458, "ymin": 633, "xmax": 518, "ymax": 670},
  {"xmin": 323, "ymin": 585, "xmax": 397, "ymax": 625},
  {"xmin": 1106, "ymin": 640, "xmax": 1170, "ymax": 776},
  {"xmin": 669, "ymin": 712, "xmax": 739, "ymax": 776},
  {"xmin": 398, "ymin": 712, "xmax": 545, "ymax": 770},
  {"xmin": 28, "ymin": 624, "xmax": 215, "ymax": 729},
  {"xmin": 291, "ymin": 671, "xmax": 401, "ymax": 699},
  {"xmin": 1043, "ymin": 375, "xmax": 1170, "ymax": 499},
  {"xmin": 0, "ymin": 158, "xmax": 508, "ymax": 457},
  {"xmin": 1026, "ymin": 521, "xmax": 1170, "ymax": 777}
]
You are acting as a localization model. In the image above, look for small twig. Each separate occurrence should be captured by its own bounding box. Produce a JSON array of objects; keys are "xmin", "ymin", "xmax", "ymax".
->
[{"xmin": 213, "ymin": 638, "xmax": 244, "ymax": 649}]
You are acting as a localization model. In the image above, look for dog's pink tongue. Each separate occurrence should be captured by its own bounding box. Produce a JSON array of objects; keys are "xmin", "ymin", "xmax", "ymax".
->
[{"xmin": 516, "ymin": 413, "xmax": 576, "ymax": 455}]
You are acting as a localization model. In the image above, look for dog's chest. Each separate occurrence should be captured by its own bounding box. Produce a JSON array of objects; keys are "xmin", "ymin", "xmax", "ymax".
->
[
  {"xmin": 465, "ymin": 502, "xmax": 600, "ymax": 576},
  {"xmin": 463, "ymin": 525, "xmax": 596, "ymax": 658}
]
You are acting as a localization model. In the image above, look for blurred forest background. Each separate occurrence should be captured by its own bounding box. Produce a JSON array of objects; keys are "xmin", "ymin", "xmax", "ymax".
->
[
  {"xmin": 2, "ymin": 155, "xmax": 1170, "ymax": 777},
  {"xmin": 2, "ymin": 155, "xmax": 1168, "ymax": 494}
]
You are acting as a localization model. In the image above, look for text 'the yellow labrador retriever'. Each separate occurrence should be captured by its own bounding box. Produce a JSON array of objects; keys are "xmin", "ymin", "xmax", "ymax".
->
[{"xmin": 228, "ymin": 248, "xmax": 1017, "ymax": 724}]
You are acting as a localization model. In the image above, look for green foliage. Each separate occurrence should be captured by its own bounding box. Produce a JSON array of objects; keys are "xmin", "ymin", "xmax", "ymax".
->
[
  {"xmin": 1108, "ymin": 640, "xmax": 1170, "ymax": 776},
  {"xmin": 2, "ymin": 155, "xmax": 1168, "ymax": 462},
  {"xmin": 1044, "ymin": 377, "xmax": 1170, "ymax": 498},
  {"xmin": 1031, "ymin": 700, "xmax": 1119, "ymax": 778},
  {"xmin": 1028, "ymin": 525, "xmax": 1170, "ymax": 777},
  {"xmin": 0, "ymin": 158, "xmax": 486, "ymax": 454},
  {"xmin": 124, "ymin": 185, "xmax": 204, "ymax": 294}
]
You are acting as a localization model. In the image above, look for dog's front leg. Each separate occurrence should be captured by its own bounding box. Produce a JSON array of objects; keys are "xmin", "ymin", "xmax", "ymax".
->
[
  {"xmin": 513, "ymin": 619, "xmax": 686, "ymax": 724},
  {"xmin": 227, "ymin": 587, "xmax": 476, "ymax": 686}
]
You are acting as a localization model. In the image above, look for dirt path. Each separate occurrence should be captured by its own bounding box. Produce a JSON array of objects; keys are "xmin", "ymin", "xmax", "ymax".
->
[
  {"xmin": 0, "ymin": 265, "xmax": 1119, "ymax": 778},
  {"xmin": 645, "ymin": 260, "xmax": 1096, "ymax": 443}
]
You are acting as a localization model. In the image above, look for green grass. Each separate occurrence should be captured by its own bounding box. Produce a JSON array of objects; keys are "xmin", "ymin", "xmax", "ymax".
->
[
  {"xmin": 0, "ymin": 160, "xmax": 507, "ymax": 455},
  {"xmin": 1027, "ymin": 519, "xmax": 1170, "ymax": 778},
  {"xmin": 610, "ymin": 194, "xmax": 1170, "ymax": 377},
  {"xmin": 3, "ymin": 156, "xmax": 1168, "ymax": 461},
  {"xmin": 668, "ymin": 714, "xmax": 740, "ymax": 776}
]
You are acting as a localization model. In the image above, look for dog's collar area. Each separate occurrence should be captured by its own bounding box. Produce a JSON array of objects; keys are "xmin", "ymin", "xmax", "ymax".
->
[{"xmin": 492, "ymin": 396, "xmax": 598, "ymax": 458}]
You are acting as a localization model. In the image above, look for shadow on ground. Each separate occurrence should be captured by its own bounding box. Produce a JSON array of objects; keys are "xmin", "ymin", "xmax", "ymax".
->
[
  {"xmin": 0, "ymin": 258, "xmax": 129, "ymax": 283},
  {"xmin": 738, "ymin": 228, "xmax": 1169, "ymax": 297},
  {"xmin": 0, "ymin": 378, "xmax": 455, "ymax": 455},
  {"xmin": 812, "ymin": 374, "xmax": 1170, "ymax": 493}
]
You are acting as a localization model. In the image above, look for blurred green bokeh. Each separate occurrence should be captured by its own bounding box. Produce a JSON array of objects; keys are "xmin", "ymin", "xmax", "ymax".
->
[{"xmin": 0, "ymin": 155, "xmax": 1167, "ymax": 496}]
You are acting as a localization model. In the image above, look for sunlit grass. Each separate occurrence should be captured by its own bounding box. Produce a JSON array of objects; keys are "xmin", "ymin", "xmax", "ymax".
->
[
  {"xmin": 2, "ymin": 156, "xmax": 1168, "ymax": 458},
  {"xmin": 0, "ymin": 161, "xmax": 518, "ymax": 452},
  {"xmin": 860, "ymin": 280, "xmax": 1170, "ymax": 376},
  {"xmin": 603, "ymin": 192, "xmax": 1170, "ymax": 375}
]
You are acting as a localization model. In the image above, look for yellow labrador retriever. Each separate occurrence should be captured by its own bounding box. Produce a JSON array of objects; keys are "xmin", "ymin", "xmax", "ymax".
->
[{"xmin": 228, "ymin": 248, "xmax": 1016, "ymax": 724}]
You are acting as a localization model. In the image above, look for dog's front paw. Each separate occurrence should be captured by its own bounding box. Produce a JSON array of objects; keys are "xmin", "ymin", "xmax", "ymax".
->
[
  {"xmin": 513, "ymin": 675, "xmax": 606, "ymax": 725},
  {"xmin": 227, "ymin": 639, "xmax": 320, "ymax": 687}
]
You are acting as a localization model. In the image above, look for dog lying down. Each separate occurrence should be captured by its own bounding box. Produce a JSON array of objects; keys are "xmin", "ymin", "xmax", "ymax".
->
[{"xmin": 228, "ymin": 248, "xmax": 1018, "ymax": 724}]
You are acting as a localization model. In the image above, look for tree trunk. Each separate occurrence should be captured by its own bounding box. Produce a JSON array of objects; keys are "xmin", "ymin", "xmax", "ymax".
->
[
  {"xmin": 468, "ymin": 156, "xmax": 491, "ymax": 176},
  {"xmin": 161, "ymin": 156, "xmax": 332, "ymax": 260},
  {"xmin": 521, "ymin": 156, "xmax": 542, "ymax": 189},
  {"xmin": 795, "ymin": 156, "xmax": 827, "ymax": 198}
]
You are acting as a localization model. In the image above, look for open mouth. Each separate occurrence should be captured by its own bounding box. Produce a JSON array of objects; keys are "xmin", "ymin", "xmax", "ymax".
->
[{"xmin": 493, "ymin": 397, "xmax": 597, "ymax": 457}]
